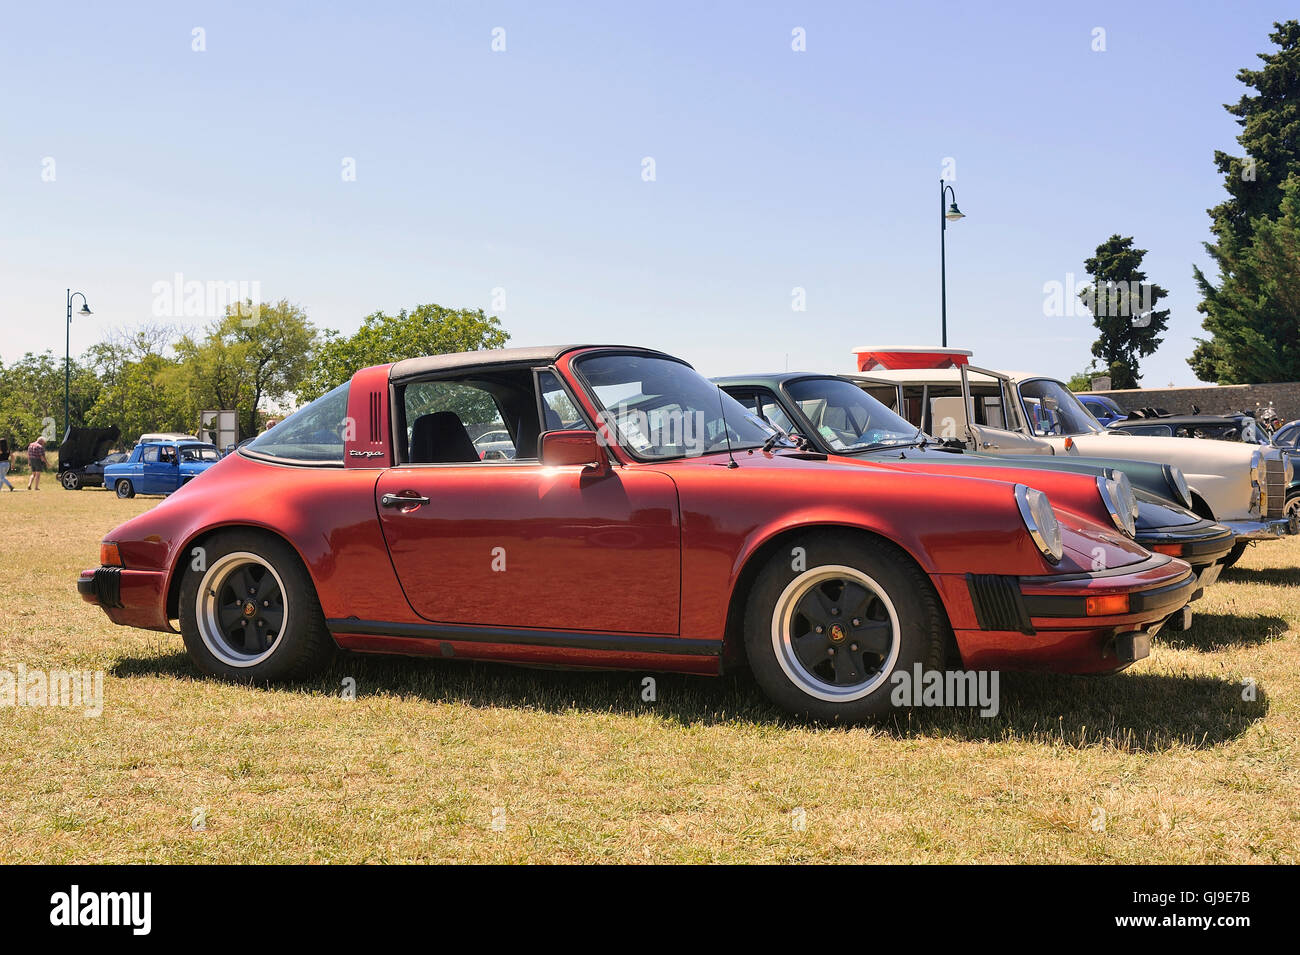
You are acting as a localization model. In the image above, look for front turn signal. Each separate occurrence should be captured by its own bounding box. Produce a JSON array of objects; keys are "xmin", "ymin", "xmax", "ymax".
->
[
  {"xmin": 100, "ymin": 541, "xmax": 123, "ymax": 567},
  {"xmin": 1085, "ymin": 593, "xmax": 1130, "ymax": 616}
]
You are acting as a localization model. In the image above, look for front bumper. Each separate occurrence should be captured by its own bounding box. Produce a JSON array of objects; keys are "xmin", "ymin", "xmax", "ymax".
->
[
  {"xmin": 1223, "ymin": 514, "xmax": 1298, "ymax": 540},
  {"xmin": 941, "ymin": 553, "xmax": 1196, "ymax": 674},
  {"xmin": 1136, "ymin": 522, "xmax": 1234, "ymax": 570}
]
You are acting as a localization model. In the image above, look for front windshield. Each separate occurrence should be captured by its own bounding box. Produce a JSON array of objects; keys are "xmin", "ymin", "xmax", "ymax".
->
[
  {"xmin": 1019, "ymin": 378, "xmax": 1104, "ymax": 436},
  {"xmin": 574, "ymin": 353, "xmax": 781, "ymax": 460},
  {"xmin": 785, "ymin": 378, "xmax": 925, "ymax": 452}
]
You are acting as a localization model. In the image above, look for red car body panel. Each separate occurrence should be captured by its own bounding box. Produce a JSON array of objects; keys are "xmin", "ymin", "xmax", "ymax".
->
[{"xmin": 79, "ymin": 345, "xmax": 1193, "ymax": 679}]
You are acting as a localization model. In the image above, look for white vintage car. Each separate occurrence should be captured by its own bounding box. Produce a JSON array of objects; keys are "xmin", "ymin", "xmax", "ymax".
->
[{"xmin": 851, "ymin": 347, "xmax": 1296, "ymax": 565}]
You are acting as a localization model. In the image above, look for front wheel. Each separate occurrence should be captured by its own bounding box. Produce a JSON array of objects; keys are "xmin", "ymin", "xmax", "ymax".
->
[
  {"xmin": 115, "ymin": 479, "xmax": 134, "ymax": 498},
  {"xmin": 179, "ymin": 530, "xmax": 335, "ymax": 681},
  {"xmin": 61, "ymin": 470, "xmax": 82, "ymax": 490},
  {"xmin": 744, "ymin": 532, "xmax": 949, "ymax": 722}
]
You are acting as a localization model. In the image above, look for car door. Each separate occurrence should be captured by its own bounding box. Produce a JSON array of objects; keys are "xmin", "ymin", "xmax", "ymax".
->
[
  {"xmin": 374, "ymin": 368, "xmax": 681, "ymax": 635},
  {"xmin": 137, "ymin": 445, "xmax": 169, "ymax": 493},
  {"xmin": 959, "ymin": 364, "xmax": 1053, "ymax": 454}
]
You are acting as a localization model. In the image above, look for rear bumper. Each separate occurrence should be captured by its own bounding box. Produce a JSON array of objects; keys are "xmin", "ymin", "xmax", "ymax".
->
[
  {"xmin": 935, "ymin": 553, "xmax": 1196, "ymax": 674},
  {"xmin": 1224, "ymin": 514, "xmax": 1298, "ymax": 540}
]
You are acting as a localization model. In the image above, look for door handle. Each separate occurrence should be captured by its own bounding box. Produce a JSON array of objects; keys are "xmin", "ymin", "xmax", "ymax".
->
[
  {"xmin": 381, "ymin": 492, "xmax": 430, "ymax": 508},
  {"xmin": 981, "ymin": 441, "xmax": 999, "ymax": 449}
]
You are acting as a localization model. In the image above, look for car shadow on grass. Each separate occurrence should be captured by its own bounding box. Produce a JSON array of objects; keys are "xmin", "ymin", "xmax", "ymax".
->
[
  {"xmin": 1158, "ymin": 613, "xmax": 1288, "ymax": 653},
  {"xmin": 1220, "ymin": 565, "xmax": 1300, "ymax": 587},
  {"xmin": 111, "ymin": 648, "xmax": 1266, "ymax": 752}
]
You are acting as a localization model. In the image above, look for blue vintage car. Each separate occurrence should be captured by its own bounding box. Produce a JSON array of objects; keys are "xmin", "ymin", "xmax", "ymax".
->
[
  {"xmin": 104, "ymin": 439, "xmax": 221, "ymax": 498},
  {"xmin": 1078, "ymin": 393, "xmax": 1128, "ymax": 426}
]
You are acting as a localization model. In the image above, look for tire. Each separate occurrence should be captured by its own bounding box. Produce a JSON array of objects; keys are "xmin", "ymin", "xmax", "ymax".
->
[
  {"xmin": 61, "ymin": 470, "xmax": 82, "ymax": 490},
  {"xmin": 115, "ymin": 479, "xmax": 135, "ymax": 499},
  {"xmin": 743, "ymin": 531, "xmax": 949, "ymax": 722},
  {"xmin": 1222, "ymin": 540, "xmax": 1250, "ymax": 569},
  {"xmin": 179, "ymin": 530, "xmax": 335, "ymax": 682},
  {"xmin": 1286, "ymin": 493, "xmax": 1300, "ymax": 521}
]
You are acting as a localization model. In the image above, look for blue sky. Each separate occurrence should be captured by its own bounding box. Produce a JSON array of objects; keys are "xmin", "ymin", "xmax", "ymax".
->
[{"xmin": 1, "ymin": 1, "xmax": 1293, "ymax": 390}]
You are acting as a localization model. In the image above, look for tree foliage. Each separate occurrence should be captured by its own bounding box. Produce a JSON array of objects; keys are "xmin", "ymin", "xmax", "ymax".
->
[
  {"xmin": 1190, "ymin": 20, "xmax": 1300, "ymax": 383},
  {"xmin": 1078, "ymin": 235, "xmax": 1169, "ymax": 390},
  {"xmin": 298, "ymin": 304, "xmax": 509, "ymax": 402}
]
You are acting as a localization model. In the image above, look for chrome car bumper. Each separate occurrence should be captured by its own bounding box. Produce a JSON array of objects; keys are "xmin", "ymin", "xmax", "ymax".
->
[{"xmin": 1224, "ymin": 515, "xmax": 1299, "ymax": 540}]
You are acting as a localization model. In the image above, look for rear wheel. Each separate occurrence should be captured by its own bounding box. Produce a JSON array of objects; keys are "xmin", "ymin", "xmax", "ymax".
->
[
  {"xmin": 60, "ymin": 470, "xmax": 82, "ymax": 490},
  {"xmin": 179, "ymin": 530, "xmax": 334, "ymax": 681},
  {"xmin": 115, "ymin": 479, "xmax": 134, "ymax": 498},
  {"xmin": 744, "ymin": 531, "xmax": 948, "ymax": 722}
]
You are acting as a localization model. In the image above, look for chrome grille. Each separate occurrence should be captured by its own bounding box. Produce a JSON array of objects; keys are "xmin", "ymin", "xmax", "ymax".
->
[{"xmin": 1265, "ymin": 458, "xmax": 1286, "ymax": 518}]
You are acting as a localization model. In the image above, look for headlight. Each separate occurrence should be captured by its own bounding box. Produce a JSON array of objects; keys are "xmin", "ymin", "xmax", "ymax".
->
[
  {"xmin": 1098, "ymin": 471, "xmax": 1138, "ymax": 538},
  {"xmin": 1015, "ymin": 484, "xmax": 1063, "ymax": 563},
  {"xmin": 1163, "ymin": 464, "xmax": 1193, "ymax": 510}
]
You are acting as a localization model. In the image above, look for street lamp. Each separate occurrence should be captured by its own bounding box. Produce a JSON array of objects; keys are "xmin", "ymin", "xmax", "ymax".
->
[
  {"xmin": 65, "ymin": 289, "xmax": 92, "ymax": 440},
  {"xmin": 939, "ymin": 179, "xmax": 966, "ymax": 348}
]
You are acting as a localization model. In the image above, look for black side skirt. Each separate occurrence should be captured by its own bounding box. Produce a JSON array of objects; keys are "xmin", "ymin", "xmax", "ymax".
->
[{"xmin": 325, "ymin": 618, "xmax": 722, "ymax": 657}]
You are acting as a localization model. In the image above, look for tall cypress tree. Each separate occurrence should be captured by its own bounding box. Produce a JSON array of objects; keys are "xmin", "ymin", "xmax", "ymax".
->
[{"xmin": 1190, "ymin": 20, "xmax": 1300, "ymax": 383}]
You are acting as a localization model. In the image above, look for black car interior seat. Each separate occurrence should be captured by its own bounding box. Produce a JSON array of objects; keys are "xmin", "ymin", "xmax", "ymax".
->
[{"xmin": 410, "ymin": 412, "xmax": 481, "ymax": 463}]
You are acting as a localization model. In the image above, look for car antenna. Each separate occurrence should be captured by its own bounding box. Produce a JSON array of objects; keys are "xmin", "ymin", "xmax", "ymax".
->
[{"xmin": 716, "ymin": 387, "xmax": 739, "ymax": 468}]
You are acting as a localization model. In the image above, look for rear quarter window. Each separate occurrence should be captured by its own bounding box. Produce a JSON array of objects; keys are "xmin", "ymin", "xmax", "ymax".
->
[{"xmin": 243, "ymin": 382, "xmax": 351, "ymax": 465}]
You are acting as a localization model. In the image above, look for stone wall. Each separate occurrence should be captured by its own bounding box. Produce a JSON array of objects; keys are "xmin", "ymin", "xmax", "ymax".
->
[{"xmin": 1089, "ymin": 382, "xmax": 1300, "ymax": 422}]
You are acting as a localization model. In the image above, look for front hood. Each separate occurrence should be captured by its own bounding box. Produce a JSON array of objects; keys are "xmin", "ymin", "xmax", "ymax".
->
[
  {"xmin": 1070, "ymin": 431, "xmax": 1262, "ymax": 468},
  {"xmin": 58, "ymin": 426, "xmax": 120, "ymax": 469}
]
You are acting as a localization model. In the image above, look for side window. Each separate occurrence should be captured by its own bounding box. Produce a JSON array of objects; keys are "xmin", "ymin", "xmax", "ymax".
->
[
  {"xmin": 142, "ymin": 446, "xmax": 160, "ymax": 463},
  {"xmin": 159, "ymin": 445, "xmax": 177, "ymax": 464},
  {"xmin": 758, "ymin": 395, "xmax": 797, "ymax": 434},
  {"xmin": 538, "ymin": 371, "xmax": 586, "ymax": 432},
  {"xmin": 404, "ymin": 380, "xmax": 514, "ymax": 463},
  {"xmin": 861, "ymin": 386, "xmax": 898, "ymax": 412},
  {"xmin": 900, "ymin": 387, "xmax": 925, "ymax": 428}
]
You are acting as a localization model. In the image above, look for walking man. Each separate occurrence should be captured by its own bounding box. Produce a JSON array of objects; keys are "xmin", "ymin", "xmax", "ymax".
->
[{"xmin": 26, "ymin": 436, "xmax": 47, "ymax": 490}]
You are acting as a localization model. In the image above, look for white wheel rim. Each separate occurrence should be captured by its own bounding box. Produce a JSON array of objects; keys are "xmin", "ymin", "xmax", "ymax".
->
[
  {"xmin": 196, "ymin": 551, "xmax": 289, "ymax": 668},
  {"xmin": 770, "ymin": 564, "xmax": 902, "ymax": 703}
]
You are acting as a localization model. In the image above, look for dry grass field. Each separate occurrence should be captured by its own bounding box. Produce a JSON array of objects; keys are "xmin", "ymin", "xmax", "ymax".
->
[{"xmin": 1, "ymin": 487, "xmax": 1297, "ymax": 863}]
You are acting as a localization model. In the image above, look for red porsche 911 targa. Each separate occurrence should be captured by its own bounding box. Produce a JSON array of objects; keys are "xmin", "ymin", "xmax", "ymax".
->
[{"xmin": 78, "ymin": 345, "xmax": 1196, "ymax": 720}]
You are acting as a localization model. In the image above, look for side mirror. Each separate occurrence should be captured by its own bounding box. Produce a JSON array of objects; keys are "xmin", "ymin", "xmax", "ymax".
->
[{"xmin": 540, "ymin": 430, "xmax": 608, "ymax": 474}]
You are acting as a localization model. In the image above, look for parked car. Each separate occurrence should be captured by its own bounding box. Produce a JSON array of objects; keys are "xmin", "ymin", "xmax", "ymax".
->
[
  {"xmin": 1078, "ymin": 394, "xmax": 1127, "ymax": 427},
  {"xmin": 472, "ymin": 428, "xmax": 517, "ymax": 461},
  {"xmin": 56, "ymin": 426, "xmax": 123, "ymax": 490},
  {"xmin": 715, "ymin": 373, "xmax": 1234, "ymax": 610},
  {"xmin": 1271, "ymin": 419, "xmax": 1300, "ymax": 450},
  {"xmin": 852, "ymin": 347, "xmax": 1296, "ymax": 566},
  {"xmin": 1107, "ymin": 413, "xmax": 1266, "ymax": 443},
  {"xmin": 79, "ymin": 345, "xmax": 1197, "ymax": 722},
  {"xmin": 104, "ymin": 439, "xmax": 221, "ymax": 498}
]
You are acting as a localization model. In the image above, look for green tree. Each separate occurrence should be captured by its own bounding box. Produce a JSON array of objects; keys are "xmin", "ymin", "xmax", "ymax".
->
[
  {"xmin": 175, "ymin": 299, "xmax": 318, "ymax": 438},
  {"xmin": 298, "ymin": 304, "xmax": 509, "ymax": 402},
  {"xmin": 1189, "ymin": 175, "xmax": 1300, "ymax": 383},
  {"xmin": 1190, "ymin": 20, "xmax": 1300, "ymax": 383},
  {"xmin": 1078, "ymin": 235, "xmax": 1170, "ymax": 390}
]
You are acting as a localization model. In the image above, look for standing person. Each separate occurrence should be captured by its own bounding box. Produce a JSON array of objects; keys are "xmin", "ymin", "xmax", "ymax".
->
[
  {"xmin": 0, "ymin": 440, "xmax": 12, "ymax": 491},
  {"xmin": 26, "ymin": 436, "xmax": 47, "ymax": 490}
]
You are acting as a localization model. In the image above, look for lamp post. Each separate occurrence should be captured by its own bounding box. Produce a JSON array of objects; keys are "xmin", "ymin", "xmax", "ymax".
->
[
  {"xmin": 65, "ymin": 289, "xmax": 92, "ymax": 439},
  {"xmin": 939, "ymin": 180, "xmax": 965, "ymax": 347}
]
